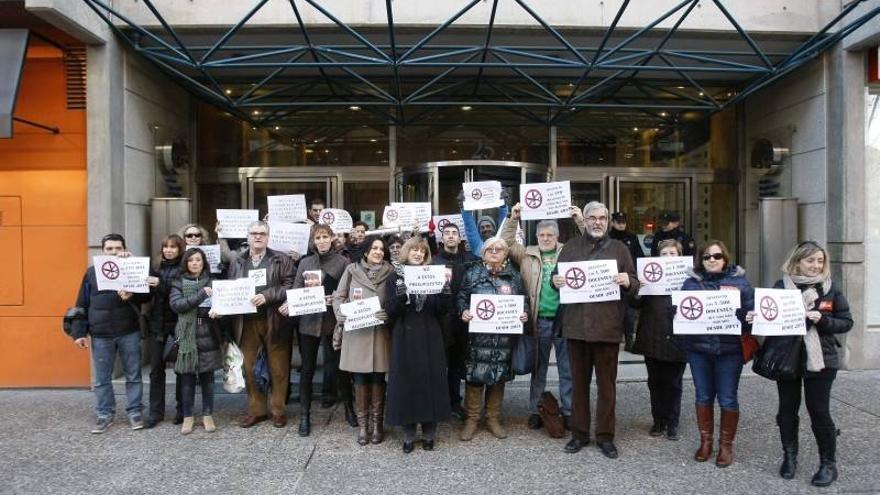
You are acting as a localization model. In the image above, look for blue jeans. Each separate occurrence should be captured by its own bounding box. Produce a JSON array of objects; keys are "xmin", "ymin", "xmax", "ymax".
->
[
  {"xmin": 529, "ymin": 318, "xmax": 572, "ymax": 416},
  {"xmin": 92, "ymin": 332, "xmax": 143, "ymax": 419},
  {"xmin": 687, "ymin": 350, "xmax": 743, "ymax": 411}
]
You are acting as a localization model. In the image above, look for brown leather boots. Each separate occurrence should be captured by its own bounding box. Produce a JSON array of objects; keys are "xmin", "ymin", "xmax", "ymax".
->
[{"xmin": 694, "ymin": 405, "xmax": 739, "ymax": 467}]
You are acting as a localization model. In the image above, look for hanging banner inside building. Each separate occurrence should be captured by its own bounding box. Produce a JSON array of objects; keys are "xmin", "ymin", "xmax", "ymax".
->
[
  {"xmin": 266, "ymin": 194, "xmax": 307, "ymax": 223},
  {"xmin": 671, "ymin": 290, "xmax": 741, "ymax": 335},
  {"xmin": 520, "ymin": 181, "xmax": 572, "ymax": 220},
  {"xmin": 187, "ymin": 244, "xmax": 222, "ymax": 274},
  {"xmin": 403, "ymin": 265, "xmax": 447, "ymax": 295},
  {"xmin": 340, "ymin": 296, "xmax": 383, "ymax": 331},
  {"xmin": 637, "ymin": 256, "xmax": 693, "ymax": 295},
  {"xmin": 468, "ymin": 294, "xmax": 524, "ymax": 334},
  {"xmin": 318, "ymin": 208, "xmax": 353, "ymax": 234},
  {"xmin": 558, "ymin": 260, "xmax": 620, "ymax": 304},
  {"xmin": 211, "ymin": 278, "xmax": 257, "ymax": 315},
  {"xmin": 382, "ymin": 202, "xmax": 432, "ymax": 230},
  {"xmin": 752, "ymin": 288, "xmax": 807, "ymax": 336},
  {"xmin": 93, "ymin": 256, "xmax": 151, "ymax": 293},
  {"xmin": 286, "ymin": 286, "xmax": 327, "ymax": 317},
  {"xmin": 216, "ymin": 209, "xmax": 259, "ymax": 238},
  {"xmin": 268, "ymin": 221, "xmax": 311, "ymax": 255},
  {"xmin": 462, "ymin": 181, "xmax": 504, "ymax": 210}
]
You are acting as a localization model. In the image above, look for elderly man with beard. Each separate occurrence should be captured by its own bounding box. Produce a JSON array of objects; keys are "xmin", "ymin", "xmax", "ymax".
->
[{"xmin": 552, "ymin": 201, "xmax": 639, "ymax": 459}]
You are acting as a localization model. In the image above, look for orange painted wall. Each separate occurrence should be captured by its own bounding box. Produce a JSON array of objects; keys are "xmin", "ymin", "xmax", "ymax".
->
[{"xmin": 0, "ymin": 44, "xmax": 90, "ymax": 387}]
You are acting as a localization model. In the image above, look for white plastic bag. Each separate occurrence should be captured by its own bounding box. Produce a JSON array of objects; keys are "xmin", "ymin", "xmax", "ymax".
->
[{"xmin": 222, "ymin": 342, "xmax": 246, "ymax": 393}]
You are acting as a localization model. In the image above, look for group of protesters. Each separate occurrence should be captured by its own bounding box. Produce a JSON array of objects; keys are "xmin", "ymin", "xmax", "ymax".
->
[{"xmin": 70, "ymin": 194, "xmax": 852, "ymax": 488}]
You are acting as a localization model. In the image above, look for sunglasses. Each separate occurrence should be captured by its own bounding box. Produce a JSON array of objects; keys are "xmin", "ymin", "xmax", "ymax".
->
[
  {"xmin": 702, "ymin": 253, "xmax": 725, "ymax": 261},
  {"xmin": 185, "ymin": 232, "xmax": 202, "ymax": 238}
]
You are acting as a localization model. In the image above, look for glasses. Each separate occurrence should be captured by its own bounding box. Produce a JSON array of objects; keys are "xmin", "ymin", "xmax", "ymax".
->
[
  {"xmin": 586, "ymin": 216, "xmax": 608, "ymax": 223},
  {"xmin": 248, "ymin": 231, "xmax": 268, "ymax": 237},
  {"xmin": 486, "ymin": 246, "xmax": 506, "ymax": 254},
  {"xmin": 702, "ymin": 253, "xmax": 725, "ymax": 261},
  {"xmin": 184, "ymin": 232, "xmax": 202, "ymax": 238}
]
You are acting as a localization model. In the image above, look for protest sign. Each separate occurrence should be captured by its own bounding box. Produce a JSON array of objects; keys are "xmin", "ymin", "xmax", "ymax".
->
[
  {"xmin": 558, "ymin": 260, "xmax": 620, "ymax": 304},
  {"xmin": 340, "ymin": 296, "xmax": 383, "ymax": 331},
  {"xmin": 303, "ymin": 270, "xmax": 322, "ymax": 286},
  {"xmin": 462, "ymin": 181, "xmax": 503, "ymax": 210},
  {"xmin": 637, "ymin": 256, "xmax": 693, "ymax": 295},
  {"xmin": 520, "ymin": 181, "xmax": 572, "ymax": 220},
  {"xmin": 267, "ymin": 194, "xmax": 307, "ymax": 223},
  {"xmin": 433, "ymin": 214, "xmax": 468, "ymax": 247},
  {"xmin": 403, "ymin": 265, "xmax": 447, "ymax": 295},
  {"xmin": 248, "ymin": 269, "xmax": 267, "ymax": 287},
  {"xmin": 382, "ymin": 202, "xmax": 432, "ymax": 230},
  {"xmin": 671, "ymin": 290, "xmax": 741, "ymax": 335},
  {"xmin": 187, "ymin": 244, "xmax": 222, "ymax": 274},
  {"xmin": 318, "ymin": 208, "xmax": 353, "ymax": 234},
  {"xmin": 216, "ymin": 209, "xmax": 259, "ymax": 238},
  {"xmin": 268, "ymin": 221, "xmax": 311, "ymax": 255},
  {"xmin": 93, "ymin": 256, "xmax": 151, "ymax": 293},
  {"xmin": 468, "ymin": 294, "xmax": 524, "ymax": 334},
  {"xmin": 752, "ymin": 288, "xmax": 807, "ymax": 336},
  {"xmin": 211, "ymin": 278, "xmax": 257, "ymax": 315},
  {"xmin": 286, "ymin": 287, "xmax": 327, "ymax": 317}
]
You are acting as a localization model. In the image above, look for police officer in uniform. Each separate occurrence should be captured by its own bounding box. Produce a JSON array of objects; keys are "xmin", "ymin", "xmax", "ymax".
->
[
  {"xmin": 650, "ymin": 211, "xmax": 695, "ymax": 257},
  {"xmin": 609, "ymin": 212, "xmax": 642, "ymax": 352}
]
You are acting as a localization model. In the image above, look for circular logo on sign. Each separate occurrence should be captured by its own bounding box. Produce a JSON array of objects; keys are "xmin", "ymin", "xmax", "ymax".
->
[
  {"xmin": 524, "ymin": 189, "xmax": 543, "ymax": 209},
  {"xmin": 386, "ymin": 209, "xmax": 399, "ymax": 221},
  {"xmin": 437, "ymin": 218, "xmax": 451, "ymax": 230},
  {"xmin": 760, "ymin": 296, "xmax": 779, "ymax": 321},
  {"xmin": 101, "ymin": 261, "xmax": 120, "ymax": 280},
  {"xmin": 679, "ymin": 296, "xmax": 704, "ymax": 320},
  {"xmin": 321, "ymin": 211, "xmax": 335, "ymax": 224},
  {"xmin": 476, "ymin": 299, "xmax": 496, "ymax": 320},
  {"xmin": 471, "ymin": 189, "xmax": 483, "ymax": 200},
  {"xmin": 642, "ymin": 262, "xmax": 663, "ymax": 283},
  {"xmin": 564, "ymin": 267, "xmax": 586, "ymax": 289}
]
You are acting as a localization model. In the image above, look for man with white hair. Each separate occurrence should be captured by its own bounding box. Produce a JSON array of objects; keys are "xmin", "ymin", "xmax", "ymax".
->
[{"xmin": 552, "ymin": 201, "xmax": 639, "ymax": 459}]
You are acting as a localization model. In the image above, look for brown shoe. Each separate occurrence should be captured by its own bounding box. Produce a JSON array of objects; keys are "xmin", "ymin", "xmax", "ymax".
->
[
  {"xmin": 715, "ymin": 409, "xmax": 739, "ymax": 468},
  {"xmin": 354, "ymin": 384, "xmax": 370, "ymax": 445},
  {"xmin": 272, "ymin": 414, "xmax": 287, "ymax": 428},
  {"xmin": 239, "ymin": 414, "xmax": 268, "ymax": 428},
  {"xmin": 459, "ymin": 384, "xmax": 483, "ymax": 441},
  {"xmin": 485, "ymin": 384, "xmax": 507, "ymax": 439},
  {"xmin": 694, "ymin": 405, "xmax": 714, "ymax": 462},
  {"xmin": 370, "ymin": 382, "xmax": 386, "ymax": 444}
]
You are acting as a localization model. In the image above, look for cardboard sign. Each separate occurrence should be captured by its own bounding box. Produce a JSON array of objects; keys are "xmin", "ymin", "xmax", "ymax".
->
[
  {"xmin": 187, "ymin": 244, "xmax": 222, "ymax": 274},
  {"xmin": 752, "ymin": 288, "xmax": 807, "ymax": 336},
  {"xmin": 463, "ymin": 181, "xmax": 503, "ymax": 210},
  {"xmin": 637, "ymin": 256, "xmax": 693, "ymax": 296},
  {"xmin": 93, "ymin": 256, "xmax": 151, "ymax": 293},
  {"xmin": 520, "ymin": 181, "xmax": 572, "ymax": 220},
  {"xmin": 382, "ymin": 202, "xmax": 432, "ymax": 230},
  {"xmin": 211, "ymin": 278, "xmax": 257, "ymax": 315},
  {"xmin": 403, "ymin": 265, "xmax": 447, "ymax": 295},
  {"xmin": 286, "ymin": 287, "xmax": 327, "ymax": 317},
  {"xmin": 268, "ymin": 221, "xmax": 311, "ymax": 255},
  {"xmin": 267, "ymin": 194, "xmax": 307, "ymax": 223},
  {"xmin": 558, "ymin": 260, "xmax": 620, "ymax": 304},
  {"xmin": 468, "ymin": 294, "xmax": 524, "ymax": 334},
  {"xmin": 216, "ymin": 209, "xmax": 259, "ymax": 238},
  {"xmin": 671, "ymin": 290, "xmax": 741, "ymax": 335},
  {"xmin": 433, "ymin": 214, "xmax": 468, "ymax": 247},
  {"xmin": 318, "ymin": 208, "xmax": 353, "ymax": 234},
  {"xmin": 340, "ymin": 296, "xmax": 383, "ymax": 331}
]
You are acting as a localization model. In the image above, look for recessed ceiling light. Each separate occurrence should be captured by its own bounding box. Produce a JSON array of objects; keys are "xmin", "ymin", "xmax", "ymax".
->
[
  {"xmin": 461, "ymin": 106, "xmax": 472, "ymax": 111},
  {"xmin": 349, "ymin": 105, "xmax": 361, "ymax": 111},
  {"xmin": 224, "ymin": 89, "xmax": 232, "ymax": 95}
]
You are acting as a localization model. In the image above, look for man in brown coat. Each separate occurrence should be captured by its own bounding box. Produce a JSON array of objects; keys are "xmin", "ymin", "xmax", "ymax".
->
[{"xmin": 552, "ymin": 201, "xmax": 639, "ymax": 459}]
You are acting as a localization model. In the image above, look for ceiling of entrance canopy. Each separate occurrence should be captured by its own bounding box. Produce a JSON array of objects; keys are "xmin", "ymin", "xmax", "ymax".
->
[{"xmin": 84, "ymin": 0, "xmax": 880, "ymax": 131}]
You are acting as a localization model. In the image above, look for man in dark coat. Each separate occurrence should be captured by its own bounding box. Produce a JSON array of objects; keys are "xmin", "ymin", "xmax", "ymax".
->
[{"xmin": 650, "ymin": 211, "xmax": 695, "ymax": 257}]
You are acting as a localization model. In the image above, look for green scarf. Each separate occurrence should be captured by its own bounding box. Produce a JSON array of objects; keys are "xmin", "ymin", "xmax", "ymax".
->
[{"xmin": 174, "ymin": 276, "xmax": 207, "ymax": 374}]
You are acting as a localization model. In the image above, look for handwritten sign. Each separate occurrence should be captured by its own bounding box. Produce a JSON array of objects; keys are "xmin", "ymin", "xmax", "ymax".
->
[
  {"xmin": 671, "ymin": 290, "xmax": 741, "ymax": 335},
  {"xmin": 433, "ymin": 214, "xmax": 468, "ymax": 247},
  {"xmin": 340, "ymin": 296, "xmax": 383, "ymax": 331},
  {"xmin": 403, "ymin": 265, "xmax": 447, "ymax": 295},
  {"xmin": 93, "ymin": 256, "xmax": 151, "ymax": 293},
  {"xmin": 637, "ymin": 256, "xmax": 693, "ymax": 296},
  {"xmin": 468, "ymin": 294, "xmax": 524, "ymax": 334},
  {"xmin": 752, "ymin": 288, "xmax": 807, "ymax": 336},
  {"xmin": 268, "ymin": 221, "xmax": 311, "ymax": 255},
  {"xmin": 267, "ymin": 194, "xmax": 307, "ymax": 223},
  {"xmin": 248, "ymin": 268, "xmax": 267, "ymax": 287},
  {"xmin": 286, "ymin": 287, "xmax": 327, "ymax": 316},
  {"xmin": 211, "ymin": 278, "xmax": 257, "ymax": 315},
  {"xmin": 187, "ymin": 244, "xmax": 222, "ymax": 274},
  {"xmin": 520, "ymin": 181, "xmax": 571, "ymax": 220},
  {"xmin": 382, "ymin": 202, "xmax": 432, "ymax": 230},
  {"xmin": 463, "ymin": 181, "xmax": 503, "ymax": 210},
  {"xmin": 558, "ymin": 260, "xmax": 620, "ymax": 304},
  {"xmin": 216, "ymin": 209, "xmax": 259, "ymax": 238},
  {"xmin": 318, "ymin": 208, "xmax": 353, "ymax": 234}
]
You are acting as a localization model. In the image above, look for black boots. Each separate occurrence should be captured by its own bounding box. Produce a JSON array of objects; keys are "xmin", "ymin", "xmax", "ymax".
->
[
  {"xmin": 299, "ymin": 381, "xmax": 312, "ymax": 437},
  {"xmin": 811, "ymin": 426, "xmax": 839, "ymax": 487},
  {"xmin": 777, "ymin": 415, "xmax": 798, "ymax": 480}
]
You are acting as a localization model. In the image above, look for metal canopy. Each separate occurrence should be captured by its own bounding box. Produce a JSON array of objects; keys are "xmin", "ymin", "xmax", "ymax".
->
[{"xmin": 83, "ymin": 0, "xmax": 880, "ymax": 129}]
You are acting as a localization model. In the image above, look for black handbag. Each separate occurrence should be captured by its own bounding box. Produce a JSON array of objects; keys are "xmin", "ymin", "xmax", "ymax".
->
[
  {"xmin": 512, "ymin": 333, "xmax": 537, "ymax": 375},
  {"xmin": 752, "ymin": 336, "xmax": 802, "ymax": 381},
  {"xmin": 162, "ymin": 336, "xmax": 179, "ymax": 362}
]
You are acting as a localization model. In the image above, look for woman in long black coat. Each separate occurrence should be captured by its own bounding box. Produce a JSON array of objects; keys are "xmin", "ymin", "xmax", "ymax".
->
[{"xmin": 384, "ymin": 237, "xmax": 451, "ymax": 453}]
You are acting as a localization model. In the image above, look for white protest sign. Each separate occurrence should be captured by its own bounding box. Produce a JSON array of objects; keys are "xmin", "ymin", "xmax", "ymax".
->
[
  {"xmin": 318, "ymin": 208, "xmax": 353, "ymax": 234},
  {"xmin": 267, "ymin": 194, "xmax": 307, "ymax": 223},
  {"xmin": 248, "ymin": 268, "xmax": 267, "ymax": 287},
  {"xmin": 216, "ymin": 209, "xmax": 259, "ymax": 238},
  {"xmin": 268, "ymin": 221, "xmax": 311, "ymax": 255},
  {"xmin": 433, "ymin": 214, "xmax": 468, "ymax": 247},
  {"xmin": 211, "ymin": 278, "xmax": 257, "ymax": 315},
  {"xmin": 520, "ymin": 181, "xmax": 572, "ymax": 220},
  {"xmin": 382, "ymin": 202, "xmax": 432, "ymax": 230},
  {"xmin": 303, "ymin": 270, "xmax": 322, "ymax": 286},
  {"xmin": 637, "ymin": 256, "xmax": 693, "ymax": 296},
  {"xmin": 340, "ymin": 296, "xmax": 383, "ymax": 331},
  {"xmin": 752, "ymin": 288, "xmax": 807, "ymax": 336},
  {"xmin": 403, "ymin": 265, "xmax": 447, "ymax": 295},
  {"xmin": 93, "ymin": 256, "xmax": 151, "ymax": 293},
  {"xmin": 558, "ymin": 260, "xmax": 620, "ymax": 304},
  {"xmin": 671, "ymin": 290, "xmax": 741, "ymax": 335},
  {"xmin": 187, "ymin": 244, "xmax": 222, "ymax": 274},
  {"xmin": 286, "ymin": 287, "xmax": 327, "ymax": 317},
  {"xmin": 468, "ymin": 294, "xmax": 524, "ymax": 334},
  {"xmin": 463, "ymin": 181, "xmax": 503, "ymax": 210}
]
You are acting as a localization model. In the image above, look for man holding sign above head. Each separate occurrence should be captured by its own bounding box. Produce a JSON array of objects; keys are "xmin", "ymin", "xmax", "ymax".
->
[
  {"xmin": 457, "ymin": 186, "xmax": 509, "ymax": 254},
  {"xmin": 552, "ymin": 201, "xmax": 638, "ymax": 459}
]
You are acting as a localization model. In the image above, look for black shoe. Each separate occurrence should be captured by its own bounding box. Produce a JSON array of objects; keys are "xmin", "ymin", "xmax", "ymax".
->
[
  {"xmin": 450, "ymin": 403, "xmax": 465, "ymax": 421},
  {"xmin": 402, "ymin": 441, "xmax": 415, "ymax": 454},
  {"xmin": 564, "ymin": 437, "xmax": 589, "ymax": 453},
  {"xmin": 811, "ymin": 462, "xmax": 837, "ymax": 487},
  {"xmin": 780, "ymin": 449, "xmax": 797, "ymax": 480},
  {"xmin": 527, "ymin": 413, "xmax": 543, "ymax": 430},
  {"xmin": 321, "ymin": 396, "xmax": 336, "ymax": 409},
  {"xmin": 422, "ymin": 439, "xmax": 434, "ymax": 451},
  {"xmin": 666, "ymin": 424, "xmax": 679, "ymax": 441},
  {"xmin": 649, "ymin": 422, "xmax": 665, "ymax": 437},
  {"xmin": 343, "ymin": 401, "xmax": 358, "ymax": 427},
  {"xmin": 298, "ymin": 412, "xmax": 311, "ymax": 437},
  {"xmin": 144, "ymin": 417, "xmax": 161, "ymax": 429},
  {"xmin": 173, "ymin": 416, "xmax": 183, "ymax": 425},
  {"xmin": 598, "ymin": 441, "xmax": 619, "ymax": 459}
]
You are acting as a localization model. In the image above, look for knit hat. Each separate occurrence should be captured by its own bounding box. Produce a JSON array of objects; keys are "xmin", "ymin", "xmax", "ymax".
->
[{"xmin": 478, "ymin": 215, "xmax": 497, "ymax": 232}]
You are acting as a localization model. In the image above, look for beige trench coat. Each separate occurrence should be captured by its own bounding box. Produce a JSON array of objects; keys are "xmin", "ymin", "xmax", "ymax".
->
[{"xmin": 332, "ymin": 261, "xmax": 394, "ymax": 373}]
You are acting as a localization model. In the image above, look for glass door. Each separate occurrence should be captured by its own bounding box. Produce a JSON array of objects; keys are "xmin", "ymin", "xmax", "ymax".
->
[{"xmin": 613, "ymin": 177, "xmax": 690, "ymax": 256}]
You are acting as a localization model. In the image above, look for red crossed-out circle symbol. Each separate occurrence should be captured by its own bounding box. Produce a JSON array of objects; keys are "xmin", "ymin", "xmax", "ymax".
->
[
  {"xmin": 564, "ymin": 267, "xmax": 586, "ymax": 289},
  {"xmin": 321, "ymin": 211, "xmax": 335, "ymax": 224},
  {"xmin": 475, "ymin": 299, "xmax": 495, "ymax": 320},
  {"xmin": 760, "ymin": 296, "xmax": 779, "ymax": 321},
  {"xmin": 524, "ymin": 189, "xmax": 543, "ymax": 209},
  {"xmin": 471, "ymin": 188, "xmax": 483, "ymax": 200},
  {"xmin": 385, "ymin": 209, "xmax": 399, "ymax": 221},
  {"xmin": 679, "ymin": 296, "xmax": 703, "ymax": 320},
  {"xmin": 437, "ymin": 218, "xmax": 451, "ymax": 230},
  {"xmin": 643, "ymin": 262, "xmax": 664, "ymax": 283},
  {"xmin": 101, "ymin": 260, "xmax": 120, "ymax": 280}
]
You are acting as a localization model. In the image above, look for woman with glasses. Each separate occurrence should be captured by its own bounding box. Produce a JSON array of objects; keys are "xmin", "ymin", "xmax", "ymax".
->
[
  {"xmin": 680, "ymin": 240, "xmax": 753, "ymax": 468},
  {"xmin": 178, "ymin": 224, "xmax": 211, "ymax": 247},
  {"xmin": 457, "ymin": 237, "xmax": 529, "ymax": 441},
  {"xmin": 746, "ymin": 242, "xmax": 852, "ymax": 486}
]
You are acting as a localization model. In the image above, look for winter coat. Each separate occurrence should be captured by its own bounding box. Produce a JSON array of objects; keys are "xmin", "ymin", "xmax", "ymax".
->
[
  {"xmin": 149, "ymin": 258, "xmax": 182, "ymax": 338},
  {"xmin": 432, "ymin": 247, "xmax": 479, "ymax": 350},
  {"xmin": 555, "ymin": 234, "xmax": 639, "ymax": 343},
  {"xmin": 456, "ymin": 262, "xmax": 530, "ymax": 386},
  {"xmin": 609, "ymin": 228, "xmax": 644, "ymax": 266},
  {"xmin": 225, "ymin": 248, "xmax": 296, "ymax": 344},
  {"xmin": 70, "ymin": 266, "xmax": 151, "ymax": 339},
  {"xmin": 383, "ymin": 272, "xmax": 451, "ymax": 426},
  {"xmin": 631, "ymin": 294, "xmax": 687, "ymax": 362},
  {"xmin": 679, "ymin": 266, "xmax": 754, "ymax": 356},
  {"xmin": 650, "ymin": 227, "xmax": 696, "ymax": 257},
  {"xmin": 168, "ymin": 274, "xmax": 224, "ymax": 373},
  {"xmin": 333, "ymin": 260, "xmax": 394, "ymax": 373},
  {"xmin": 293, "ymin": 250, "xmax": 348, "ymax": 338}
]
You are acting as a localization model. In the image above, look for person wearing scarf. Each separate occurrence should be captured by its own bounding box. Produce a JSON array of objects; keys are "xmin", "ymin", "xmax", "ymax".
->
[{"xmin": 748, "ymin": 241, "xmax": 853, "ymax": 487}]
